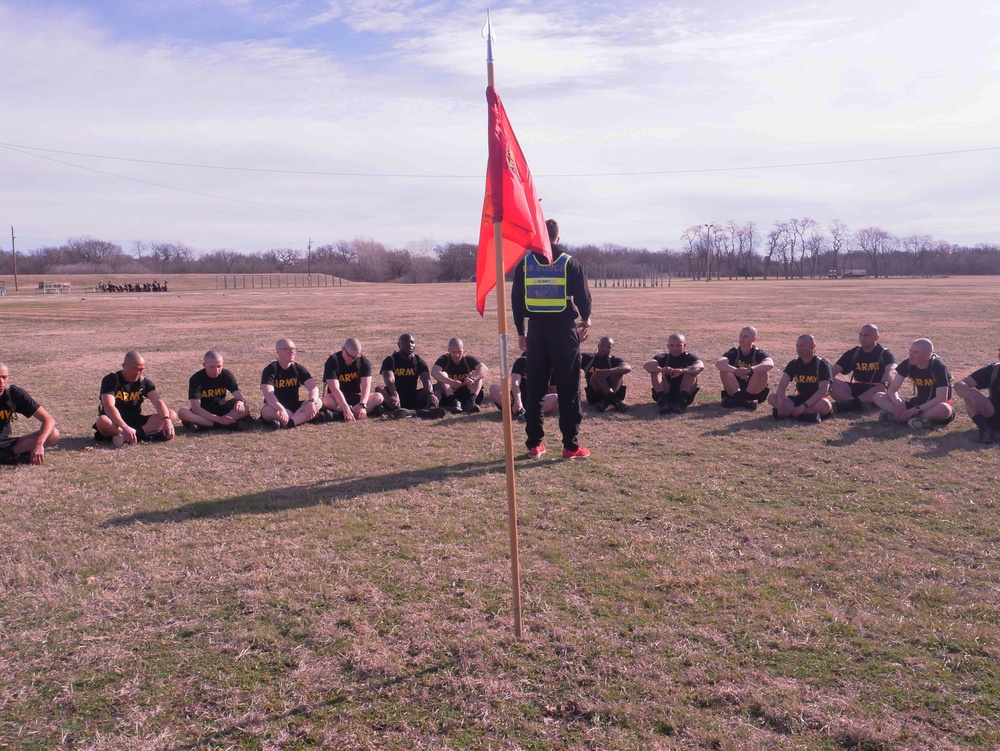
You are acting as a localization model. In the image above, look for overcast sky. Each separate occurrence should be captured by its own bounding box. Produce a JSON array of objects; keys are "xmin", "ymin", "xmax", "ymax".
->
[{"xmin": 1, "ymin": 0, "xmax": 998, "ymax": 255}]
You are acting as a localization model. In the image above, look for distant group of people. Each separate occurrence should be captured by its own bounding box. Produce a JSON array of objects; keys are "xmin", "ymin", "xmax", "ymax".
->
[
  {"xmin": 3, "ymin": 218, "xmax": 1000, "ymax": 467},
  {"xmin": 97, "ymin": 280, "xmax": 169, "ymax": 293}
]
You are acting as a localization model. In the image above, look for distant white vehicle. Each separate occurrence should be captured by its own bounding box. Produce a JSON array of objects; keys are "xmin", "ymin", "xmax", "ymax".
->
[{"xmin": 841, "ymin": 269, "xmax": 867, "ymax": 278}]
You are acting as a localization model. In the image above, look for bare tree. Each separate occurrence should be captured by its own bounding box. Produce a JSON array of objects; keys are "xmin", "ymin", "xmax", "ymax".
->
[
  {"xmin": 828, "ymin": 221, "xmax": 849, "ymax": 277},
  {"xmin": 854, "ymin": 226, "xmax": 897, "ymax": 278}
]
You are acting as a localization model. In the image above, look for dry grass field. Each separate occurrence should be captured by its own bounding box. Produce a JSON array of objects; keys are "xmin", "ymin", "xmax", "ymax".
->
[{"xmin": 1, "ymin": 275, "xmax": 997, "ymax": 751}]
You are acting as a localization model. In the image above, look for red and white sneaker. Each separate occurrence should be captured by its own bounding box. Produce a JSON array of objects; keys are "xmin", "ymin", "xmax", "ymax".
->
[
  {"xmin": 562, "ymin": 446, "xmax": 591, "ymax": 460},
  {"xmin": 527, "ymin": 444, "xmax": 546, "ymax": 458}
]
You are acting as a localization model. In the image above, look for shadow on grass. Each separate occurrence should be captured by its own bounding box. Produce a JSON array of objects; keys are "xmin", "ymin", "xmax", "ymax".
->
[
  {"xmin": 165, "ymin": 658, "xmax": 458, "ymax": 751},
  {"xmin": 102, "ymin": 458, "xmax": 508, "ymax": 526}
]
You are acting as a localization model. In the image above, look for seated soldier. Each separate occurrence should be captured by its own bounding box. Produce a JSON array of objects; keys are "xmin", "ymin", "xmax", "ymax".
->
[
  {"xmin": 322, "ymin": 337, "xmax": 385, "ymax": 421},
  {"xmin": 715, "ymin": 325, "xmax": 774, "ymax": 410},
  {"xmin": 489, "ymin": 349, "xmax": 558, "ymax": 420},
  {"xmin": 178, "ymin": 350, "xmax": 253, "ymax": 431},
  {"xmin": 954, "ymin": 349, "xmax": 1000, "ymax": 444},
  {"xmin": 830, "ymin": 324, "xmax": 897, "ymax": 413},
  {"xmin": 377, "ymin": 333, "xmax": 446, "ymax": 419},
  {"xmin": 0, "ymin": 362, "xmax": 59, "ymax": 465},
  {"xmin": 644, "ymin": 333, "xmax": 704, "ymax": 415},
  {"xmin": 260, "ymin": 338, "xmax": 322, "ymax": 428},
  {"xmin": 581, "ymin": 336, "xmax": 631, "ymax": 413},
  {"xmin": 432, "ymin": 337, "xmax": 489, "ymax": 414},
  {"xmin": 94, "ymin": 350, "xmax": 178, "ymax": 445},
  {"xmin": 874, "ymin": 338, "xmax": 954, "ymax": 429},
  {"xmin": 767, "ymin": 334, "xmax": 833, "ymax": 423}
]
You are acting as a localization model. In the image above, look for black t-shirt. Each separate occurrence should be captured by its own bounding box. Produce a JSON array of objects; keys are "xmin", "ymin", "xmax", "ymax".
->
[
  {"xmin": 969, "ymin": 363, "xmax": 1000, "ymax": 403},
  {"xmin": 834, "ymin": 344, "xmax": 897, "ymax": 385},
  {"xmin": 581, "ymin": 353, "xmax": 626, "ymax": 380},
  {"xmin": 188, "ymin": 368, "xmax": 241, "ymax": 412},
  {"xmin": 782, "ymin": 356, "xmax": 833, "ymax": 399},
  {"xmin": 897, "ymin": 356, "xmax": 952, "ymax": 404},
  {"xmin": 261, "ymin": 361, "xmax": 313, "ymax": 407},
  {"xmin": 99, "ymin": 371, "xmax": 156, "ymax": 420},
  {"xmin": 381, "ymin": 352, "xmax": 430, "ymax": 399},
  {"xmin": 723, "ymin": 345, "xmax": 769, "ymax": 383},
  {"xmin": 323, "ymin": 352, "xmax": 373, "ymax": 398},
  {"xmin": 434, "ymin": 354, "xmax": 482, "ymax": 384},
  {"xmin": 653, "ymin": 351, "xmax": 700, "ymax": 386},
  {"xmin": 0, "ymin": 385, "xmax": 40, "ymax": 437}
]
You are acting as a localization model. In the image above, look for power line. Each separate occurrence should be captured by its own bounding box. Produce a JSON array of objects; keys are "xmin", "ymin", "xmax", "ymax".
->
[
  {"xmin": 1, "ymin": 144, "xmax": 370, "ymax": 219},
  {"xmin": 2, "ymin": 140, "xmax": 997, "ymax": 178}
]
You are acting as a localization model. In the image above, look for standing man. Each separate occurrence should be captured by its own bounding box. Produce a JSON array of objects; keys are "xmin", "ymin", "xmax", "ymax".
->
[
  {"xmin": 715, "ymin": 326, "xmax": 774, "ymax": 410},
  {"xmin": 378, "ymin": 333, "xmax": 446, "ymax": 419},
  {"xmin": 179, "ymin": 350, "xmax": 253, "ymax": 431},
  {"xmin": 954, "ymin": 349, "xmax": 1000, "ymax": 444},
  {"xmin": 323, "ymin": 337, "xmax": 385, "ymax": 421},
  {"xmin": 830, "ymin": 324, "xmax": 897, "ymax": 413},
  {"xmin": 94, "ymin": 351, "xmax": 178, "ymax": 445},
  {"xmin": 767, "ymin": 334, "xmax": 834, "ymax": 423},
  {"xmin": 260, "ymin": 338, "xmax": 322, "ymax": 428},
  {"xmin": 581, "ymin": 336, "xmax": 631, "ymax": 413},
  {"xmin": 873, "ymin": 338, "xmax": 954, "ymax": 429},
  {"xmin": 644, "ymin": 334, "xmax": 704, "ymax": 415},
  {"xmin": 0, "ymin": 362, "xmax": 59, "ymax": 464},
  {"xmin": 512, "ymin": 218, "xmax": 593, "ymax": 459}
]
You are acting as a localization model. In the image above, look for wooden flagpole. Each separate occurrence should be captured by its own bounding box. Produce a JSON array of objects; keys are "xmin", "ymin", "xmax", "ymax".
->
[{"xmin": 484, "ymin": 11, "xmax": 523, "ymax": 640}]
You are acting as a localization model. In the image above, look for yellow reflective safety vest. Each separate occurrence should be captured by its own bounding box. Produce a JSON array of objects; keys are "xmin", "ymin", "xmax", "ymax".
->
[{"xmin": 524, "ymin": 252, "xmax": 570, "ymax": 313}]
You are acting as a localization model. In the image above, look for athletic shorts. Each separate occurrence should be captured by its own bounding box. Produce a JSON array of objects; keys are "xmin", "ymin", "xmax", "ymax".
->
[
  {"xmin": 203, "ymin": 398, "xmax": 240, "ymax": 417},
  {"xmin": 652, "ymin": 385, "xmax": 699, "ymax": 405},
  {"xmin": 454, "ymin": 384, "xmax": 485, "ymax": 404},
  {"xmin": 585, "ymin": 385, "xmax": 626, "ymax": 405},
  {"xmin": 847, "ymin": 382, "xmax": 884, "ymax": 398},
  {"xmin": 904, "ymin": 397, "xmax": 957, "ymax": 425},
  {"xmin": 93, "ymin": 411, "xmax": 150, "ymax": 442},
  {"xmin": 719, "ymin": 386, "xmax": 769, "ymax": 403},
  {"xmin": 0, "ymin": 436, "xmax": 29, "ymax": 465},
  {"xmin": 397, "ymin": 390, "xmax": 433, "ymax": 410}
]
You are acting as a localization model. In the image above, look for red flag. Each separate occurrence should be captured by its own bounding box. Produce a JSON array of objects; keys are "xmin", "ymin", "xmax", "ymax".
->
[{"xmin": 476, "ymin": 86, "xmax": 552, "ymax": 315}]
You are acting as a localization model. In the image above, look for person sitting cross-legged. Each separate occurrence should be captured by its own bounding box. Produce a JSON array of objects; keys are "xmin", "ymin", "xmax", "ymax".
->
[
  {"xmin": 94, "ymin": 350, "xmax": 178, "ymax": 445},
  {"xmin": 260, "ymin": 338, "xmax": 322, "ymax": 428},
  {"xmin": 178, "ymin": 350, "xmax": 253, "ymax": 432},
  {"xmin": 830, "ymin": 324, "xmax": 897, "ymax": 414},
  {"xmin": 489, "ymin": 349, "xmax": 558, "ymax": 421},
  {"xmin": 715, "ymin": 325, "xmax": 773, "ymax": 410},
  {"xmin": 0, "ymin": 361, "xmax": 60, "ymax": 465},
  {"xmin": 432, "ymin": 337, "xmax": 488, "ymax": 414},
  {"xmin": 644, "ymin": 333, "xmax": 704, "ymax": 415},
  {"xmin": 322, "ymin": 338, "xmax": 385, "ymax": 422},
  {"xmin": 377, "ymin": 333, "xmax": 446, "ymax": 419},
  {"xmin": 954, "ymin": 348, "xmax": 1000, "ymax": 444},
  {"xmin": 873, "ymin": 338, "xmax": 954, "ymax": 430},
  {"xmin": 766, "ymin": 334, "xmax": 833, "ymax": 423},
  {"xmin": 581, "ymin": 336, "xmax": 631, "ymax": 413}
]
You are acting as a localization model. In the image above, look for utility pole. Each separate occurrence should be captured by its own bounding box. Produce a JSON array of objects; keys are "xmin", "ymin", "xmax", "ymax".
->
[
  {"xmin": 10, "ymin": 227, "xmax": 18, "ymax": 292},
  {"xmin": 306, "ymin": 238, "xmax": 312, "ymax": 281}
]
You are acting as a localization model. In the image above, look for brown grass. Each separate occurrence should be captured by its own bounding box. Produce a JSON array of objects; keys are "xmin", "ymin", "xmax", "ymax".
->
[{"xmin": 0, "ymin": 276, "xmax": 997, "ymax": 750}]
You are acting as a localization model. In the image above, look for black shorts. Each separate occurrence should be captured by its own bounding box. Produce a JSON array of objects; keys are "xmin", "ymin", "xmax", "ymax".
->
[
  {"xmin": 0, "ymin": 436, "xmax": 29, "ymax": 466},
  {"xmin": 904, "ymin": 398, "xmax": 957, "ymax": 425},
  {"xmin": 398, "ymin": 390, "xmax": 433, "ymax": 410},
  {"xmin": 277, "ymin": 398, "xmax": 304, "ymax": 413},
  {"xmin": 93, "ymin": 412, "xmax": 149, "ymax": 442},
  {"xmin": 585, "ymin": 385, "xmax": 626, "ymax": 405},
  {"xmin": 847, "ymin": 382, "xmax": 883, "ymax": 398},
  {"xmin": 203, "ymin": 398, "xmax": 240, "ymax": 417},
  {"xmin": 454, "ymin": 384, "xmax": 485, "ymax": 404},
  {"xmin": 652, "ymin": 385, "xmax": 699, "ymax": 405},
  {"xmin": 719, "ymin": 386, "xmax": 769, "ymax": 403}
]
